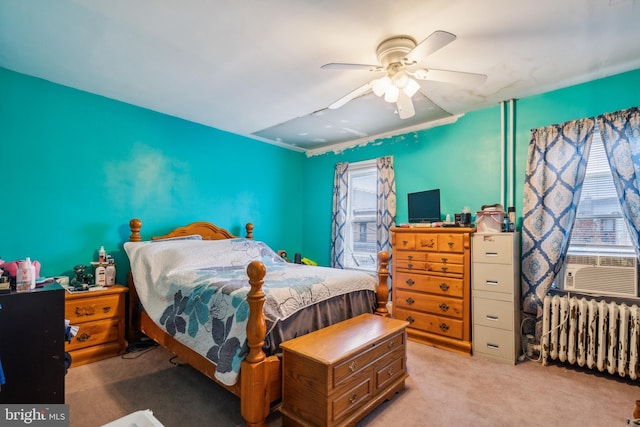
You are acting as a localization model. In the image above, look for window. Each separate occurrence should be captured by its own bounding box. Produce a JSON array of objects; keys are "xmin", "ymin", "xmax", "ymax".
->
[
  {"xmin": 344, "ymin": 160, "xmax": 377, "ymax": 271},
  {"xmin": 566, "ymin": 125, "xmax": 635, "ymax": 256}
]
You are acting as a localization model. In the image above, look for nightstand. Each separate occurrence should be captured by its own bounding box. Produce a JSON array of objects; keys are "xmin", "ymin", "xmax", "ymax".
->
[{"xmin": 65, "ymin": 285, "xmax": 128, "ymax": 366}]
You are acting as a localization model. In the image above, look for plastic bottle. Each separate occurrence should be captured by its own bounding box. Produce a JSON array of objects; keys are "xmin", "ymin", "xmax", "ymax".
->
[
  {"xmin": 105, "ymin": 260, "xmax": 116, "ymax": 286},
  {"xmin": 95, "ymin": 264, "xmax": 107, "ymax": 287},
  {"xmin": 99, "ymin": 246, "xmax": 106, "ymax": 263},
  {"xmin": 16, "ymin": 258, "xmax": 35, "ymax": 292}
]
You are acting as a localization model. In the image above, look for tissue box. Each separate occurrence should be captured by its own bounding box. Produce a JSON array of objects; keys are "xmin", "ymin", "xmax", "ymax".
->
[{"xmin": 476, "ymin": 210, "xmax": 504, "ymax": 233}]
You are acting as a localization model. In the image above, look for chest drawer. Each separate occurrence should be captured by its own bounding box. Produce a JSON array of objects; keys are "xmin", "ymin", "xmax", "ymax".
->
[
  {"xmin": 333, "ymin": 330, "xmax": 405, "ymax": 388},
  {"xmin": 472, "ymin": 234, "xmax": 514, "ymax": 264},
  {"xmin": 393, "ymin": 272, "xmax": 463, "ymax": 298},
  {"xmin": 65, "ymin": 293, "xmax": 122, "ymax": 323},
  {"xmin": 472, "ymin": 263, "xmax": 515, "ymax": 294},
  {"xmin": 395, "ymin": 288, "xmax": 463, "ymax": 319},
  {"xmin": 473, "ymin": 297, "xmax": 514, "ymax": 330},
  {"xmin": 394, "ymin": 307, "xmax": 464, "ymax": 340}
]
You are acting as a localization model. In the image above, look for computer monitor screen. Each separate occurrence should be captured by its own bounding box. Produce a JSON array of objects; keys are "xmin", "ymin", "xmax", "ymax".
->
[{"xmin": 408, "ymin": 189, "xmax": 441, "ymax": 223}]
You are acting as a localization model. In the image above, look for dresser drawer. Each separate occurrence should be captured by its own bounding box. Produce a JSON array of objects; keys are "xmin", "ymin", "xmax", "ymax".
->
[
  {"xmin": 395, "ymin": 250, "xmax": 427, "ymax": 262},
  {"xmin": 395, "ymin": 288, "xmax": 463, "ymax": 319},
  {"xmin": 473, "ymin": 325, "xmax": 515, "ymax": 360},
  {"xmin": 374, "ymin": 349, "xmax": 406, "ymax": 393},
  {"xmin": 472, "ymin": 263, "xmax": 515, "ymax": 294},
  {"xmin": 437, "ymin": 233, "xmax": 464, "ymax": 253},
  {"xmin": 472, "ymin": 234, "xmax": 514, "ymax": 264},
  {"xmin": 473, "ymin": 297, "xmax": 514, "ymax": 330},
  {"xmin": 331, "ymin": 374, "xmax": 372, "ymax": 423},
  {"xmin": 393, "ymin": 272, "xmax": 463, "ymax": 297},
  {"xmin": 333, "ymin": 330, "xmax": 405, "ymax": 388},
  {"xmin": 395, "ymin": 234, "xmax": 417, "ymax": 250},
  {"xmin": 394, "ymin": 307, "xmax": 464, "ymax": 340},
  {"xmin": 66, "ymin": 318, "xmax": 120, "ymax": 351},
  {"xmin": 65, "ymin": 293, "xmax": 122, "ymax": 323}
]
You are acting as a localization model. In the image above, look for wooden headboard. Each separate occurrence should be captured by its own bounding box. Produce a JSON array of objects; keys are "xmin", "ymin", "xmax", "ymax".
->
[{"xmin": 128, "ymin": 218, "xmax": 254, "ymax": 242}]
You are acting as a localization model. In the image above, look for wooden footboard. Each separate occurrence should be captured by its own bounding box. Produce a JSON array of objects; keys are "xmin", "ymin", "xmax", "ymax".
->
[{"xmin": 126, "ymin": 218, "xmax": 390, "ymax": 427}]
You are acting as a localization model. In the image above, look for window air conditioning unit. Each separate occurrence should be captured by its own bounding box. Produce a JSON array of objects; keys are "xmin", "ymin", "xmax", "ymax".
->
[{"xmin": 562, "ymin": 254, "xmax": 639, "ymax": 297}]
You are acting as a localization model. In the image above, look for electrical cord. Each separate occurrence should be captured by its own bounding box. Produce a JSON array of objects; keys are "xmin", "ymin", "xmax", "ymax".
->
[{"xmin": 518, "ymin": 292, "xmax": 571, "ymax": 363}]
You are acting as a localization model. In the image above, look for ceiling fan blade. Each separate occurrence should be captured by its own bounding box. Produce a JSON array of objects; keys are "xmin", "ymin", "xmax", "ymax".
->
[
  {"xmin": 396, "ymin": 91, "xmax": 415, "ymax": 119},
  {"xmin": 328, "ymin": 82, "xmax": 372, "ymax": 109},
  {"xmin": 414, "ymin": 68, "xmax": 487, "ymax": 86},
  {"xmin": 321, "ymin": 63, "xmax": 383, "ymax": 72},
  {"xmin": 405, "ymin": 30, "xmax": 457, "ymax": 64}
]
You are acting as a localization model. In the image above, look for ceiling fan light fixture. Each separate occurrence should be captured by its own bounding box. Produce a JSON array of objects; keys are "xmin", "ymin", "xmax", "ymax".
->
[
  {"xmin": 384, "ymin": 84, "xmax": 399, "ymax": 103},
  {"xmin": 403, "ymin": 78, "xmax": 420, "ymax": 97},
  {"xmin": 412, "ymin": 68, "xmax": 429, "ymax": 80},
  {"xmin": 372, "ymin": 76, "xmax": 391, "ymax": 97}
]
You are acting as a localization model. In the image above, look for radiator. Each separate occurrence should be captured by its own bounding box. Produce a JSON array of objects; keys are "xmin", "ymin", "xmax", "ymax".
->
[{"xmin": 541, "ymin": 295, "xmax": 640, "ymax": 380}]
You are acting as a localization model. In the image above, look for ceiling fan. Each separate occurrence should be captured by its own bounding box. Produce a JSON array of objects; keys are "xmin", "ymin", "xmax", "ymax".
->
[{"xmin": 321, "ymin": 31, "xmax": 487, "ymax": 119}]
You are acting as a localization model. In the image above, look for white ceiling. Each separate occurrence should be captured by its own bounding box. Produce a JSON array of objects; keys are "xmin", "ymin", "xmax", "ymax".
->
[{"xmin": 1, "ymin": 0, "xmax": 640, "ymax": 155}]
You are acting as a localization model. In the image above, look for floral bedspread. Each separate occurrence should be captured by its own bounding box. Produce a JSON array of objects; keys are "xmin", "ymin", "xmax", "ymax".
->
[{"xmin": 124, "ymin": 238, "xmax": 376, "ymax": 386}]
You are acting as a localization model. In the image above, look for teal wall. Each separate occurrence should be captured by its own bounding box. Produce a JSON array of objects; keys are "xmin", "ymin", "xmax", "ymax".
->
[
  {"xmin": 302, "ymin": 68, "xmax": 640, "ymax": 266},
  {"xmin": 2, "ymin": 66, "xmax": 639, "ymax": 279},
  {"xmin": 0, "ymin": 68, "xmax": 305, "ymax": 284}
]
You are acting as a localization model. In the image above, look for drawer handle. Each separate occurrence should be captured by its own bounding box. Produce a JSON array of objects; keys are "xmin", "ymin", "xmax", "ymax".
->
[
  {"xmin": 405, "ymin": 297, "xmax": 415, "ymax": 305},
  {"xmin": 441, "ymin": 257, "xmax": 448, "ymax": 263},
  {"xmin": 440, "ymin": 266, "xmax": 448, "ymax": 273},
  {"xmin": 486, "ymin": 315, "xmax": 499, "ymax": 321},
  {"xmin": 406, "ymin": 278, "xmax": 415, "ymax": 286},
  {"xmin": 388, "ymin": 341, "xmax": 395, "ymax": 349},
  {"xmin": 77, "ymin": 333, "xmax": 91, "ymax": 342},
  {"xmin": 406, "ymin": 316, "xmax": 415, "ymax": 324},
  {"xmin": 439, "ymin": 283, "xmax": 450, "ymax": 291},
  {"xmin": 447, "ymin": 241, "xmax": 454, "ymax": 248},
  {"xmin": 485, "ymin": 252, "xmax": 498, "ymax": 257},
  {"xmin": 439, "ymin": 303, "xmax": 449, "ymax": 312},
  {"xmin": 487, "ymin": 343, "xmax": 500, "ymax": 350},
  {"xmin": 387, "ymin": 367, "xmax": 394, "ymax": 377},
  {"xmin": 407, "ymin": 255, "xmax": 413, "ymax": 260},
  {"xmin": 349, "ymin": 360, "xmax": 358, "ymax": 372},
  {"xmin": 486, "ymin": 280, "xmax": 499, "ymax": 286},
  {"xmin": 439, "ymin": 323, "xmax": 449, "ymax": 332},
  {"xmin": 407, "ymin": 263, "xmax": 414, "ymax": 269},
  {"xmin": 75, "ymin": 306, "xmax": 95, "ymax": 316},
  {"xmin": 402, "ymin": 240, "xmax": 409, "ymax": 247},
  {"xmin": 349, "ymin": 393, "xmax": 358, "ymax": 404},
  {"xmin": 102, "ymin": 306, "xmax": 112, "ymax": 313}
]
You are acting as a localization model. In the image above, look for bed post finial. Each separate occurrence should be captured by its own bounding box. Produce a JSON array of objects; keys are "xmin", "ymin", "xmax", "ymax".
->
[
  {"xmin": 375, "ymin": 251, "xmax": 390, "ymax": 317},
  {"xmin": 130, "ymin": 218, "xmax": 142, "ymax": 242},
  {"xmin": 245, "ymin": 223, "xmax": 254, "ymax": 239}
]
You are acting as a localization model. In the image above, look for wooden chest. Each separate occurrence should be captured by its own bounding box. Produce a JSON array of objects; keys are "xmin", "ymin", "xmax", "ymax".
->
[
  {"xmin": 392, "ymin": 227, "xmax": 474, "ymax": 355},
  {"xmin": 65, "ymin": 285, "xmax": 128, "ymax": 366},
  {"xmin": 280, "ymin": 314, "xmax": 409, "ymax": 427}
]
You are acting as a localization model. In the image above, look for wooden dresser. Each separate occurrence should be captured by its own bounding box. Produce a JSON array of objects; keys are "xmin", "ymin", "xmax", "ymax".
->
[
  {"xmin": 65, "ymin": 285, "xmax": 128, "ymax": 366},
  {"xmin": 391, "ymin": 226, "xmax": 474, "ymax": 355},
  {"xmin": 280, "ymin": 314, "xmax": 409, "ymax": 427}
]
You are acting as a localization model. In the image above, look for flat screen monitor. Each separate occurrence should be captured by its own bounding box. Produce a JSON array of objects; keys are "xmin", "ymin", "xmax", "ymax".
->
[{"xmin": 408, "ymin": 189, "xmax": 441, "ymax": 223}]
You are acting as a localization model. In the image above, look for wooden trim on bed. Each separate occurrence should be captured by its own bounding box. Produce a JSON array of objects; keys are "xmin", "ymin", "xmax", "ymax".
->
[{"xmin": 126, "ymin": 218, "xmax": 389, "ymax": 427}]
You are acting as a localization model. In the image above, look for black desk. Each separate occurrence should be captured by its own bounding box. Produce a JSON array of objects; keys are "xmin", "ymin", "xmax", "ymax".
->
[{"xmin": 0, "ymin": 283, "xmax": 65, "ymax": 403}]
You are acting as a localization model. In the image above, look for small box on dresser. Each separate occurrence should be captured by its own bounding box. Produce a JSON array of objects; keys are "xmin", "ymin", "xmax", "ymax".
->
[
  {"xmin": 65, "ymin": 285, "xmax": 128, "ymax": 366},
  {"xmin": 280, "ymin": 314, "xmax": 409, "ymax": 427},
  {"xmin": 471, "ymin": 232, "xmax": 521, "ymax": 364}
]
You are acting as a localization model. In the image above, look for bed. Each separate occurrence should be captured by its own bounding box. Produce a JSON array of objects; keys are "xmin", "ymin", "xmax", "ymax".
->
[{"xmin": 125, "ymin": 218, "xmax": 390, "ymax": 427}]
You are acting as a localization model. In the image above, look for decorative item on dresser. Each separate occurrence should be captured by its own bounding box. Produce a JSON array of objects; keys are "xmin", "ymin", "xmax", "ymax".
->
[
  {"xmin": 391, "ymin": 226, "xmax": 475, "ymax": 355},
  {"xmin": 280, "ymin": 314, "xmax": 409, "ymax": 427},
  {"xmin": 471, "ymin": 232, "xmax": 521, "ymax": 364},
  {"xmin": 65, "ymin": 285, "xmax": 128, "ymax": 366}
]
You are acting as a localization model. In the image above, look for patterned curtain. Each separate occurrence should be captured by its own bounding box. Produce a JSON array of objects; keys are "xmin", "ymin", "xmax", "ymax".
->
[
  {"xmin": 376, "ymin": 156, "xmax": 397, "ymax": 257},
  {"xmin": 330, "ymin": 162, "xmax": 349, "ymax": 268},
  {"xmin": 521, "ymin": 118, "xmax": 595, "ymax": 338},
  {"xmin": 597, "ymin": 107, "xmax": 640, "ymax": 251}
]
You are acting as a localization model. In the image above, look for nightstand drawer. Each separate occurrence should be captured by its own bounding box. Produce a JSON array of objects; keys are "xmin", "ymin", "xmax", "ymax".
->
[
  {"xmin": 65, "ymin": 293, "xmax": 122, "ymax": 323},
  {"xmin": 66, "ymin": 318, "xmax": 120, "ymax": 351}
]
